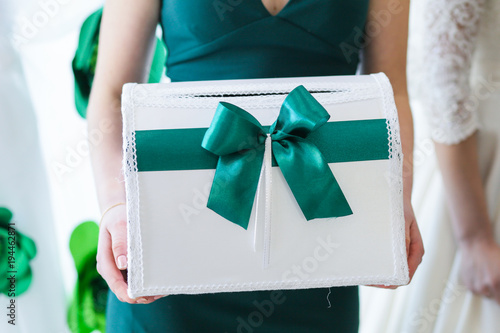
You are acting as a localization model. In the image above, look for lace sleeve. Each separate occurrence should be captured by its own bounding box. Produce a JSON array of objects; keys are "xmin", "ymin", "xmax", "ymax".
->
[{"xmin": 421, "ymin": 0, "xmax": 485, "ymax": 144}]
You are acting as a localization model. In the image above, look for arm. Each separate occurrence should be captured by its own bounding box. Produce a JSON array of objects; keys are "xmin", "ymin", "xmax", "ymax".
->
[
  {"xmin": 87, "ymin": 0, "xmax": 161, "ymax": 304},
  {"xmin": 435, "ymin": 136, "xmax": 500, "ymax": 304},
  {"xmin": 435, "ymin": 137, "xmax": 491, "ymax": 244},
  {"xmin": 362, "ymin": 0, "xmax": 424, "ymax": 284},
  {"xmin": 422, "ymin": 0, "xmax": 500, "ymax": 303}
]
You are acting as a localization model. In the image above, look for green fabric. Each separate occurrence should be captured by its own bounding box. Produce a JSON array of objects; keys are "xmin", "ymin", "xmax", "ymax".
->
[
  {"xmin": 67, "ymin": 221, "xmax": 108, "ymax": 333},
  {"xmin": 148, "ymin": 39, "xmax": 167, "ymax": 84},
  {"xmin": 72, "ymin": 8, "xmax": 102, "ymax": 118},
  {"xmin": 160, "ymin": 0, "xmax": 369, "ymax": 82},
  {"xmin": 72, "ymin": 8, "xmax": 167, "ymax": 118},
  {"xmin": 0, "ymin": 207, "xmax": 37, "ymax": 297},
  {"xmin": 201, "ymin": 85, "xmax": 352, "ymax": 228},
  {"xmin": 107, "ymin": 286, "xmax": 359, "ymax": 333},
  {"xmin": 135, "ymin": 119, "xmax": 389, "ymax": 171}
]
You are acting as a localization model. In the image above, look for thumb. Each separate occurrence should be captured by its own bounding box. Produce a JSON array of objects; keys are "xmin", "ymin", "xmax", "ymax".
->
[{"xmin": 109, "ymin": 218, "xmax": 128, "ymax": 270}]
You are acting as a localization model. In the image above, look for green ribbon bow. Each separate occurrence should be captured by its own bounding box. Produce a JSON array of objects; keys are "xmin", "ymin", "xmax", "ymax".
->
[{"xmin": 201, "ymin": 85, "xmax": 353, "ymax": 229}]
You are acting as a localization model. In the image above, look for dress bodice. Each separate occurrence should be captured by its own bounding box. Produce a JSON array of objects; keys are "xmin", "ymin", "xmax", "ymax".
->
[{"xmin": 160, "ymin": 0, "xmax": 369, "ymax": 81}]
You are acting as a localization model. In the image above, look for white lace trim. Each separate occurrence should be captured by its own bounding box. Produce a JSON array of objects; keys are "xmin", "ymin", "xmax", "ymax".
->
[
  {"xmin": 121, "ymin": 83, "xmax": 144, "ymax": 297},
  {"xmin": 130, "ymin": 81, "xmax": 380, "ymax": 109},
  {"xmin": 421, "ymin": 0, "xmax": 485, "ymax": 144},
  {"xmin": 129, "ymin": 275, "xmax": 407, "ymax": 297},
  {"xmin": 372, "ymin": 73, "xmax": 409, "ymax": 285},
  {"xmin": 122, "ymin": 73, "xmax": 409, "ymax": 297}
]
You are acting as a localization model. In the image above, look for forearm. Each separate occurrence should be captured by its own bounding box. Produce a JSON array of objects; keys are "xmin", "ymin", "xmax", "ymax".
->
[
  {"xmin": 434, "ymin": 133, "xmax": 493, "ymax": 245},
  {"xmin": 86, "ymin": 0, "xmax": 160, "ymax": 212},
  {"xmin": 87, "ymin": 88, "xmax": 125, "ymax": 212},
  {"xmin": 361, "ymin": 0, "xmax": 414, "ymax": 199},
  {"xmin": 395, "ymin": 93, "xmax": 414, "ymax": 201}
]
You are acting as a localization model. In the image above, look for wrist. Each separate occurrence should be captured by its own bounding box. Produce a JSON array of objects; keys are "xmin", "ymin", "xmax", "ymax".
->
[
  {"xmin": 457, "ymin": 224, "xmax": 495, "ymax": 249},
  {"xmin": 402, "ymin": 173, "xmax": 413, "ymax": 204},
  {"xmin": 99, "ymin": 202, "xmax": 126, "ymax": 227},
  {"xmin": 95, "ymin": 177, "xmax": 126, "ymax": 212}
]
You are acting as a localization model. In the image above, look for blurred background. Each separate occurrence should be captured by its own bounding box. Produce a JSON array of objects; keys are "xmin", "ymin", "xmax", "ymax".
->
[{"xmin": 1, "ymin": 1, "xmax": 106, "ymax": 332}]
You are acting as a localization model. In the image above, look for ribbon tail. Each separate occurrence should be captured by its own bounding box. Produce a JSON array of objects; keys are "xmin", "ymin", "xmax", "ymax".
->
[
  {"xmin": 262, "ymin": 134, "xmax": 273, "ymax": 268},
  {"xmin": 206, "ymin": 146, "xmax": 265, "ymax": 229},
  {"xmin": 252, "ymin": 134, "xmax": 273, "ymax": 270},
  {"xmin": 273, "ymin": 138, "xmax": 353, "ymax": 220},
  {"xmin": 252, "ymin": 154, "xmax": 266, "ymax": 252}
]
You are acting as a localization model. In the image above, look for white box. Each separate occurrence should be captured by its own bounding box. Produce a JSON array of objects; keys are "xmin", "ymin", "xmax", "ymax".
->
[{"xmin": 121, "ymin": 73, "xmax": 409, "ymax": 298}]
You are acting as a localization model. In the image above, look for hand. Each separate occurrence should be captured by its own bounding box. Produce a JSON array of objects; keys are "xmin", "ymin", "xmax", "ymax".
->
[
  {"xmin": 96, "ymin": 203, "xmax": 166, "ymax": 304},
  {"xmin": 370, "ymin": 200, "xmax": 425, "ymax": 289},
  {"xmin": 459, "ymin": 234, "xmax": 500, "ymax": 304},
  {"xmin": 404, "ymin": 202, "xmax": 425, "ymax": 283}
]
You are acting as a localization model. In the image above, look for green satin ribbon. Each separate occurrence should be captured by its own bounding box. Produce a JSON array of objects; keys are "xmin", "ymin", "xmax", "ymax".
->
[
  {"xmin": 135, "ymin": 119, "xmax": 389, "ymax": 171},
  {"xmin": 201, "ymin": 85, "xmax": 353, "ymax": 229}
]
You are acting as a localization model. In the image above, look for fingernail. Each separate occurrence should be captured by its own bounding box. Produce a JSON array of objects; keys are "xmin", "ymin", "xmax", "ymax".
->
[
  {"xmin": 136, "ymin": 298, "xmax": 147, "ymax": 304},
  {"xmin": 153, "ymin": 295, "xmax": 164, "ymax": 300},
  {"xmin": 117, "ymin": 255, "xmax": 127, "ymax": 270}
]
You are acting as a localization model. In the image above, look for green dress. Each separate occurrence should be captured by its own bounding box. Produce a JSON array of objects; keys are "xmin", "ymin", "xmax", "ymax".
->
[{"xmin": 107, "ymin": 0, "xmax": 369, "ymax": 332}]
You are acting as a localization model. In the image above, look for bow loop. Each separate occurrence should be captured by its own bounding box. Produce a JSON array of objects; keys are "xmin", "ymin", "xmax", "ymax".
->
[
  {"xmin": 202, "ymin": 102, "xmax": 266, "ymax": 156},
  {"xmin": 270, "ymin": 85, "xmax": 330, "ymax": 139}
]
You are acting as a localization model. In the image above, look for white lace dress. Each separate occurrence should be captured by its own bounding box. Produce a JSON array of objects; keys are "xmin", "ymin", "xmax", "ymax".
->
[{"xmin": 359, "ymin": 0, "xmax": 500, "ymax": 332}]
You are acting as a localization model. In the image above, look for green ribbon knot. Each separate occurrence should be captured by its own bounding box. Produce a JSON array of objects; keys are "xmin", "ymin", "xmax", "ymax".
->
[{"xmin": 201, "ymin": 85, "xmax": 353, "ymax": 229}]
